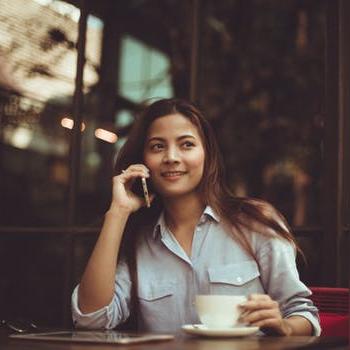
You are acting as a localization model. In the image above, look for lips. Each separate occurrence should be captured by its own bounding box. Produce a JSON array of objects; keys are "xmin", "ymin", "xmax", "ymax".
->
[{"xmin": 161, "ymin": 171, "xmax": 186, "ymax": 178}]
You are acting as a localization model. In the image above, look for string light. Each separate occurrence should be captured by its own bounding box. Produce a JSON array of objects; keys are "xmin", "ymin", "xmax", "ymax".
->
[
  {"xmin": 60, "ymin": 117, "xmax": 85, "ymax": 131},
  {"xmin": 95, "ymin": 128, "xmax": 118, "ymax": 143}
]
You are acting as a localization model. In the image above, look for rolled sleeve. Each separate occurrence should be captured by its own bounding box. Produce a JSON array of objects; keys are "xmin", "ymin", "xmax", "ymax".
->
[
  {"xmin": 257, "ymin": 236, "xmax": 321, "ymax": 336},
  {"xmin": 282, "ymin": 290, "xmax": 321, "ymax": 335},
  {"xmin": 286, "ymin": 311, "xmax": 321, "ymax": 336},
  {"xmin": 71, "ymin": 261, "xmax": 132, "ymax": 329}
]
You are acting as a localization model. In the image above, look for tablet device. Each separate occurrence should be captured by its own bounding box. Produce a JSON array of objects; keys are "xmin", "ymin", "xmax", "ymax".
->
[{"xmin": 10, "ymin": 330, "xmax": 174, "ymax": 344}]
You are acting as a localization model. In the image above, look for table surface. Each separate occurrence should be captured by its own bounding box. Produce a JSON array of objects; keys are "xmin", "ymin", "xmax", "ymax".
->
[{"xmin": 1, "ymin": 331, "xmax": 348, "ymax": 350}]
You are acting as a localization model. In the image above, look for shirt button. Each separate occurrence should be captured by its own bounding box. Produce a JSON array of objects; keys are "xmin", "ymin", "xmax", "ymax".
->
[{"xmin": 236, "ymin": 276, "xmax": 242, "ymax": 283}]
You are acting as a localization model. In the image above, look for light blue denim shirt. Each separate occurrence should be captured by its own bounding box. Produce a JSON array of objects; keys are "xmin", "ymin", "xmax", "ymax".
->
[{"xmin": 71, "ymin": 206, "xmax": 320, "ymax": 335}]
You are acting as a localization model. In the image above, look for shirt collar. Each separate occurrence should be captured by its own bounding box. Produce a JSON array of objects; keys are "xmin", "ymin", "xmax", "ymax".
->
[{"xmin": 151, "ymin": 205, "xmax": 220, "ymax": 240}]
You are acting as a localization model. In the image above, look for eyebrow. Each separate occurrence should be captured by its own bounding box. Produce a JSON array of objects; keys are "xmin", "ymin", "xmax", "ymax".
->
[{"xmin": 147, "ymin": 135, "xmax": 197, "ymax": 143}]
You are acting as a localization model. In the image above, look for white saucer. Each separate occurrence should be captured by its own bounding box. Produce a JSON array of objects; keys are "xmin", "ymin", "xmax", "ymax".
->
[{"xmin": 181, "ymin": 324, "xmax": 259, "ymax": 337}]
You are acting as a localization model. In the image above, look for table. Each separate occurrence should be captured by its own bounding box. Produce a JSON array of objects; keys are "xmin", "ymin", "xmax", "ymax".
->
[{"xmin": 0, "ymin": 331, "xmax": 348, "ymax": 350}]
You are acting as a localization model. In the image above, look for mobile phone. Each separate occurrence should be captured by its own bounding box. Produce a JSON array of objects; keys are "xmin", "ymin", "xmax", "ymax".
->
[
  {"xmin": 141, "ymin": 177, "xmax": 151, "ymax": 208},
  {"xmin": 131, "ymin": 176, "xmax": 152, "ymax": 208}
]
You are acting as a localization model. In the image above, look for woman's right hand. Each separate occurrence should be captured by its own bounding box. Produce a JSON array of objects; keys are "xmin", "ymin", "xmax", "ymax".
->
[{"xmin": 109, "ymin": 164, "xmax": 152, "ymax": 213}]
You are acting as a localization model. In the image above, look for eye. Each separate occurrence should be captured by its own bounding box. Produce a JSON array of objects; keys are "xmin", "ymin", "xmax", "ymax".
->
[
  {"xmin": 150, "ymin": 143, "xmax": 164, "ymax": 151},
  {"xmin": 182, "ymin": 141, "xmax": 195, "ymax": 149}
]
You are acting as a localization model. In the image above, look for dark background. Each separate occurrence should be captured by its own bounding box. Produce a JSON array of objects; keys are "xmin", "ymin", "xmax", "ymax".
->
[{"xmin": 0, "ymin": 0, "xmax": 349, "ymax": 328}]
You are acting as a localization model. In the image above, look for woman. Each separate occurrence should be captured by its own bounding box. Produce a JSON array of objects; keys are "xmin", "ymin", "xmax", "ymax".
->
[{"xmin": 72, "ymin": 98, "xmax": 320, "ymax": 335}]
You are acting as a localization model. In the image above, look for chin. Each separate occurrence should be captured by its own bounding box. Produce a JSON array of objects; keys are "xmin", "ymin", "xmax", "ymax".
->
[{"xmin": 159, "ymin": 188, "xmax": 198, "ymax": 200}]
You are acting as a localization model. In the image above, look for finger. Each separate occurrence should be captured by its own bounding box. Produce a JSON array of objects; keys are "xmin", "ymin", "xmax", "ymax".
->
[
  {"xmin": 243, "ymin": 299, "xmax": 279, "ymax": 311},
  {"xmin": 251, "ymin": 318, "xmax": 281, "ymax": 329},
  {"xmin": 251, "ymin": 318, "xmax": 290, "ymax": 336},
  {"xmin": 118, "ymin": 169, "xmax": 150, "ymax": 185},
  {"xmin": 120, "ymin": 171, "xmax": 150, "ymax": 184},
  {"xmin": 243, "ymin": 308, "xmax": 280, "ymax": 324},
  {"xmin": 247, "ymin": 294, "xmax": 271, "ymax": 302},
  {"xmin": 123, "ymin": 164, "xmax": 150, "ymax": 175},
  {"xmin": 238, "ymin": 310, "xmax": 250, "ymax": 324}
]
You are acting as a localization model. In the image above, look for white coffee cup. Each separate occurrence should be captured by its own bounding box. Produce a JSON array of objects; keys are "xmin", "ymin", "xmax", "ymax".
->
[{"xmin": 195, "ymin": 295, "xmax": 247, "ymax": 328}]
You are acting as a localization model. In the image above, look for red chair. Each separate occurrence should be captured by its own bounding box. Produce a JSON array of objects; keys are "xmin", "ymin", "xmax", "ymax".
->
[{"xmin": 309, "ymin": 287, "xmax": 349, "ymax": 337}]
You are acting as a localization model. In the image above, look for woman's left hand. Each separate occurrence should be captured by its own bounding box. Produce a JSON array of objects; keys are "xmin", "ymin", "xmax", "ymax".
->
[{"xmin": 240, "ymin": 294, "xmax": 293, "ymax": 336}]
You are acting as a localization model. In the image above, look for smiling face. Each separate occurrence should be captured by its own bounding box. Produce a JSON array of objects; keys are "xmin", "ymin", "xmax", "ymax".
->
[{"xmin": 143, "ymin": 113, "xmax": 206, "ymax": 201}]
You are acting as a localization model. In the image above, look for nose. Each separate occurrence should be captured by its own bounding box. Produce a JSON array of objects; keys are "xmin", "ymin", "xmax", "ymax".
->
[{"xmin": 163, "ymin": 146, "xmax": 180, "ymax": 164}]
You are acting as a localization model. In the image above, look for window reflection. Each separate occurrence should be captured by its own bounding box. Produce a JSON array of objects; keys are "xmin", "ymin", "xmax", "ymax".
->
[
  {"xmin": 0, "ymin": 0, "xmax": 326, "ymax": 228},
  {"xmin": 0, "ymin": 0, "xmax": 84, "ymax": 225},
  {"xmin": 119, "ymin": 35, "xmax": 173, "ymax": 102},
  {"xmin": 77, "ymin": 1, "xmax": 190, "ymax": 225},
  {"xmin": 198, "ymin": 0, "xmax": 325, "ymax": 226}
]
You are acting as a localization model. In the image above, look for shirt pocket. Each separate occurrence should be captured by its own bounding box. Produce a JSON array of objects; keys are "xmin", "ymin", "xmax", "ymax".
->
[
  {"xmin": 137, "ymin": 279, "xmax": 179, "ymax": 326},
  {"xmin": 208, "ymin": 260, "xmax": 262, "ymax": 294},
  {"xmin": 138, "ymin": 280, "xmax": 174, "ymax": 302}
]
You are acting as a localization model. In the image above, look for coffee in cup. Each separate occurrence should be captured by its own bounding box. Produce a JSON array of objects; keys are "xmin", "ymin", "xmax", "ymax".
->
[{"xmin": 195, "ymin": 295, "xmax": 246, "ymax": 328}]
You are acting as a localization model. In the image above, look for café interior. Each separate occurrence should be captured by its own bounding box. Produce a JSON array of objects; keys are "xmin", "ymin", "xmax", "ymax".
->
[{"xmin": 0, "ymin": 0, "xmax": 349, "ymax": 345}]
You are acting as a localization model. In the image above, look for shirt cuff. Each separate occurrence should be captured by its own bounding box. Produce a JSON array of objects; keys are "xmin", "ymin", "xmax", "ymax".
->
[
  {"xmin": 71, "ymin": 285, "xmax": 114, "ymax": 329},
  {"xmin": 286, "ymin": 312, "xmax": 321, "ymax": 336}
]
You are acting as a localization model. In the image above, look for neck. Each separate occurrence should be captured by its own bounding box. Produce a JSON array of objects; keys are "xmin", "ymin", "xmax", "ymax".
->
[{"xmin": 163, "ymin": 194, "xmax": 205, "ymax": 231}]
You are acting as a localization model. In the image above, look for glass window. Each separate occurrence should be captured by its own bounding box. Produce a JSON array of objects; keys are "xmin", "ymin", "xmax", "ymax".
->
[
  {"xmin": 0, "ymin": 0, "xmax": 81, "ymax": 225},
  {"xmin": 198, "ymin": 0, "xmax": 325, "ymax": 227},
  {"xmin": 76, "ymin": 0, "xmax": 190, "ymax": 225},
  {"xmin": 119, "ymin": 35, "xmax": 173, "ymax": 103}
]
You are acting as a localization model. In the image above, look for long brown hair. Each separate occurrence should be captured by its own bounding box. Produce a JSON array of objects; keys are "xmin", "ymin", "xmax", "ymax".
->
[
  {"xmin": 115, "ymin": 98, "xmax": 301, "ymax": 329},
  {"xmin": 115, "ymin": 97, "xmax": 299, "ymax": 260}
]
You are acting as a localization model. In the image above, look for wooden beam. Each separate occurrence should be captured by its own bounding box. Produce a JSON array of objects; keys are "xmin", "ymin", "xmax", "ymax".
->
[
  {"xmin": 322, "ymin": 0, "xmax": 350, "ymax": 286},
  {"xmin": 322, "ymin": 0, "xmax": 340, "ymax": 285}
]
